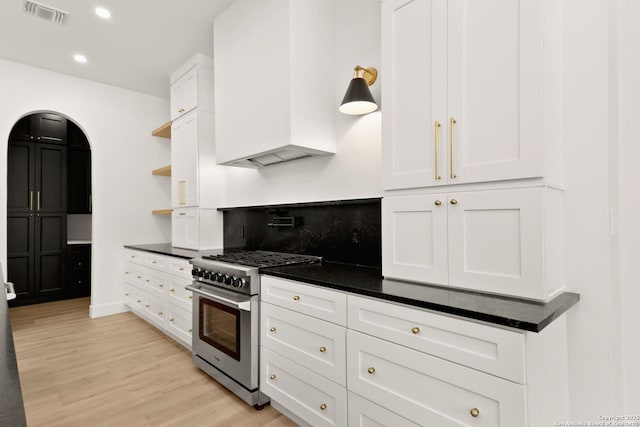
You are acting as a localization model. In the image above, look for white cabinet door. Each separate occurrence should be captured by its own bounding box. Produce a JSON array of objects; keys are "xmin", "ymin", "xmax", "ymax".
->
[
  {"xmin": 166, "ymin": 303, "xmax": 192, "ymax": 348},
  {"xmin": 447, "ymin": 0, "xmax": 543, "ymax": 184},
  {"xmin": 171, "ymin": 208, "xmax": 199, "ymax": 250},
  {"xmin": 382, "ymin": 194, "xmax": 448, "ymax": 285},
  {"xmin": 447, "ymin": 188, "xmax": 544, "ymax": 299},
  {"xmin": 347, "ymin": 330, "xmax": 526, "ymax": 427},
  {"xmin": 170, "ymin": 66, "xmax": 198, "ymax": 121},
  {"xmin": 348, "ymin": 392, "xmax": 420, "ymax": 427},
  {"xmin": 382, "ymin": 0, "xmax": 447, "ymax": 190},
  {"xmin": 166, "ymin": 275, "xmax": 194, "ymax": 312},
  {"xmin": 171, "ymin": 111, "xmax": 199, "ymax": 208}
]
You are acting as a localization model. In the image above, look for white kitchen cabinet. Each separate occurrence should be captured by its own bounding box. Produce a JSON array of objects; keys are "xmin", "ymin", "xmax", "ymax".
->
[
  {"xmin": 347, "ymin": 330, "xmax": 526, "ymax": 427},
  {"xmin": 348, "ymin": 392, "xmax": 420, "ymax": 427},
  {"xmin": 171, "ymin": 208, "xmax": 221, "ymax": 251},
  {"xmin": 123, "ymin": 249, "xmax": 194, "ymax": 349},
  {"xmin": 383, "ymin": 187, "xmax": 564, "ymax": 300},
  {"xmin": 213, "ymin": 0, "xmax": 337, "ymax": 167},
  {"xmin": 169, "ymin": 54, "xmax": 214, "ymax": 121},
  {"xmin": 381, "ymin": 0, "xmax": 562, "ymax": 190},
  {"xmin": 171, "ymin": 110, "xmax": 199, "ymax": 208}
]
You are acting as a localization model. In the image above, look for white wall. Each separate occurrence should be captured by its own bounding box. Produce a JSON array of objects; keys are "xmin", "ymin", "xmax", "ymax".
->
[
  {"xmin": 618, "ymin": 0, "xmax": 640, "ymax": 413},
  {"xmin": 222, "ymin": 0, "xmax": 382, "ymax": 207},
  {"xmin": 0, "ymin": 58, "xmax": 171, "ymax": 317}
]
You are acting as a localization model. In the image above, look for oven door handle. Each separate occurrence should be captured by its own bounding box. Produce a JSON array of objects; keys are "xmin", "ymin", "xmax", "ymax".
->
[{"xmin": 186, "ymin": 285, "xmax": 252, "ymax": 312}]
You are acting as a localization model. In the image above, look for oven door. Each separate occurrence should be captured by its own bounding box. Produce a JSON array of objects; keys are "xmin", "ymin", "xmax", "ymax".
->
[{"xmin": 186, "ymin": 283, "xmax": 258, "ymax": 391}]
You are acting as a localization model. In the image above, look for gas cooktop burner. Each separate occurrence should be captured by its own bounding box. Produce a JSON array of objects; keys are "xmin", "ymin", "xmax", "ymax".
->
[{"xmin": 202, "ymin": 250, "xmax": 322, "ymax": 268}]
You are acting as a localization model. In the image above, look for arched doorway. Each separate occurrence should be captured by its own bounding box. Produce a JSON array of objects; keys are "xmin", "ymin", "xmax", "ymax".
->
[{"xmin": 6, "ymin": 112, "xmax": 92, "ymax": 306}]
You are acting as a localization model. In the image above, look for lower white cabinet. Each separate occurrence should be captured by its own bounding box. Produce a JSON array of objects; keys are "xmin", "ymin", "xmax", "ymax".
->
[
  {"xmin": 348, "ymin": 391, "xmax": 420, "ymax": 427},
  {"xmin": 123, "ymin": 248, "xmax": 193, "ymax": 348},
  {"xmin": 382, "ymin": 187, "xmax": 564, "ymax": 300}
]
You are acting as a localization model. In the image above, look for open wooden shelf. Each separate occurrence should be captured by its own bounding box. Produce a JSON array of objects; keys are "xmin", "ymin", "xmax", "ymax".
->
[
  {"xmin": 151, "ymin": 209, "xmax": 173, "ymax": 215},
  {"xmin": 152, "ymin": 121, "xmax": 172, "ymax": 138},
  {"xmin": 152, "ymin": 165, "xmax": 171, "ymax": 176}
]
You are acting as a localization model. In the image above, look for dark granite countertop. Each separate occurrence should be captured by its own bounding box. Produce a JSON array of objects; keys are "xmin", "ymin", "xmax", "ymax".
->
[
  {"xmin": 124, "ymin": 243, "xmax": 223, "ymax": 260},
  {"xmin": 261, "ymin": 262, "xmax": 579, "ymax": 333},
  {"xmin": 1, "ymin": 280, "xmax": 27, "ymax": 426}
]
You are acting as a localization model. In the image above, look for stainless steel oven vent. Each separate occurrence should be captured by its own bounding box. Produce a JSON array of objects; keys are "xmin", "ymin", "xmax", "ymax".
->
[{"xmin": 23, "ymin": 0, "xmax": 69, "ymax": 25}]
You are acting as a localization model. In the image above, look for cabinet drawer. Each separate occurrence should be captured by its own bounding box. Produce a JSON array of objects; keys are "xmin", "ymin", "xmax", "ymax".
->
[
  {"xmin": 348, "ymin": 392, "xmax": 419, "ymax": 427},
  {"xmin": 124, "ymin": 284, "xmax": 145, "ymax": 314},
  {"xmin": 348, "ymin": 295, "xmax": 525, "ymax": 383},
  {"xmin": 144, "ymin": 269, "xmax": 168, "ymax": 298},
  {"xmin": 123, "ymin": 262, "xmax": 146, "ymax": 288},
  {"xmin": 347, "ymin": 331, "xmax": 526, "ymax": 427},
  {"xmin": 166, "ymin": 276, "xmax": 194, "ymax": 312},
  {"xmin": 142, "ymin": 294, "xmax": 166, "ymax": 329},
  {"xmin": 261, "ymin": 302, "xmax": 346, "ymax": 386},
  {"xmin": 166, "ymin": 258, "xmax": 192, "ymax": 279},
  {"xmin": 144, "ymin": 253, "xmax": 167, "ymax": 271},
  {"xmin": 261, "ymin": 347, "xmax": 347, "ymax": 427},
  {"xmin": 261, "ymin": 276, "xmax": 346, "ymax": 326},
  {"xmin": 166, "ymin": 303, "xmax": 192, "ymax": 348},
  {"xmin": 124, "ymin": 249, "xmax": 147, "ymax": 265}
]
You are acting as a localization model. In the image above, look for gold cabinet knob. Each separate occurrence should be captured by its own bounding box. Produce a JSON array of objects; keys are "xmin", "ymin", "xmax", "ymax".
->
[
  {"xmin": 179, "ymin": 267, "xmax": 184, "ymax": 271},
  {"xmin": 169, "ymin": 318, "xmax": 175, "ymax": 322},
  {"xmin": 434, "ymin": 200, "xmax": 442, "ymax": 206},
  {"xmin": 367, "ymin": 367, "xmax": 376, "ymax": 375},
  {"xmin": 470, "ymin": 408, "xmax": 480, "ymax": 418},
  {"xmin": 188, "ymin": 328, "xmax": 192, "ymax": 333},
  {"xmin": 170, "ymin": 288, "xmax": 175, "ymax": 293},
  {"xmin": 152, "ymin": 261, "xmax": 157, "ymax": 264},
  {"xmin": 158, "ymin": 311, "xmax": 163, "ymax": 316},
  {"xmin": 270, "ymin": 374, "xmax": 276, "ymax": 380},
  {"xmin": 450, "ymin": 199, "xmax": 458, "ymax": 205},
  {"xmin": 293, "ymin": 295, "xmax": 300, "ymax": 301},
  {"xmin": 188, "ymin": 295, "xmax": 193, "ymax": 299},
  {"xmin": 125, "ymin": 272, "xmax": 129, "ymax": 275},
  {"xmin": 319, "ymin": 346, "xmax": 327, "ymax": 353},
  {"xmin": 320, "ymin": 403, "xmax": 327, "ymax": 411},
  {"xmin": 145, "ymin": 304, "xmax": 150, "ymax": 308},
  {"xmin": 125, "ymin": 293, "xmax": 130, "ymax": 296},
  {"xmin": 131, "ymin": 255, "xmax": 136, "ymax": 258},
  {"xmin": 159, "ymin": 284, "xmax": 164, "ymax": 288},
  {"xmin": 411, "ymin": 327, "xmax": 420, "ymax": 334},
  {"xmin": 136, "ymin": 299, "xmax": 141, "ymax": 303},
  {"xmin": 270, "ymin": 327, "xmax": 277, "ymax": 332},
  {"xmin": 145, "ymin": 279, "xmax": 150, "ymax": 283},
  {"xmin": 137, "ymin": 275, "xmax": 142, "ymax": 279},
  {"xmin": 178, "ymin": 108, "xmax": 185, "ymax": 112}
]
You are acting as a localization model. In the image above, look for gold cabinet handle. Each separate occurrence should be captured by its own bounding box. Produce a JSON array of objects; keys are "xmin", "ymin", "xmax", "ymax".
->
[
  {"xmin": 125, "ymin": 272, "xmax": 129, "ymax": 275},
  {"xmin": 270, "ymin": 374, "xmax": 276, "ymax": 380},
  {"xmin": 188, "ymin": 295, "xmax": 193, "ymax": 300},
  {"xmin": 37, "ymin": 190, "xmax": 41, "ymax": 211},
  {"xmin": 411, "ymin": 327, "xmax": 420, "ymax": 334},
  {"xmin": 125, "ymin": 293, "xmax": 130, "ymax": 296},
  {"xmin": 470, "ymin": 408, "xmax": 480, "ymax": 418},
  {"xmin": 145, "ymin": 304, "xmax": 150, "ymax": 308},
  {"xmin": 319, "ymin": 346, "xmax": 327, "ymax": 353},
  {"xmin": 158, "ymin": 311, "xmax": 163, "ymax": 316},
  {"xmin": 170, "ymin": 288, "xmax": 175, "ymax": 293},
  {"xmin": 450, "ymin": 117, "xmax": 457, "ymax": 179},
  {"xmin": 367, "ymin": 367, "xmax": 376, "ymax": 375},
  {"xmin": 434, "ymin": 200, "xmax": 441, "ymax": 206},
  {"xmin": 178, "ymin": 180, "xmax": 186, "ymax": 205},
  {"xmin": 434, "ymin": 121, "xmax": 441, "ymax": 180},
  {"xmin": 270, "ymin": 327, "xmax": 277, "ymax": 332},
  {"xmin": 137, "ymin": 276, "xmax": 142, "ymax": 279},
  {"xmin": 188, "ymin": 328, "xmax": 192, "ymax": 333},
  {"xmin": 152, "ymin": 261, "xmax": 157, "ymax": 264},
  {"xmin": 293, "ymin": 295, "xmax": 300, "ymax": 301},
  {"xmin": 29, "ymin": 191, "xmax": 33, "ymax": 211},
  {"xmin": 169, "ymin": 318, "xmax": 174, "ymax": 322},
  {"xmin": 450, "ymin": 199, "xmax": 458, "ymax": 205},
  {"xmin": 159, "ymin": 284, "xmax": 164, "ymax": 288},
  {"xmin": 320, "ymin": 403, "xmax": 327, "ymax": 411},
  {"xmin": 145, "ymin": 279, "xmax": 150, "ymax": 283},
  {"xmin": 179, "ymin": 267, "xmax": 184, "ymax": 271},
  {"xmin": 131, "ymin": 255, "xmax": 136, "ymax": 259},
  {"xmin": 179, "ymin": 212, "xmax": 186, "ymax": 216},
  {"xmin": 136, "ymin": 300, "xmax": 141, "ymax": 303},
  {"xmin": 178, "ymin": 108, "xmax": 185, "ymax": 113}
]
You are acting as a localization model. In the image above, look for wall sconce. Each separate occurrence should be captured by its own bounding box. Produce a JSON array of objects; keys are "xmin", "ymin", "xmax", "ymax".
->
[{"xmin": 339, "ymin": 65, "xmax": 378, "ymax": 115}]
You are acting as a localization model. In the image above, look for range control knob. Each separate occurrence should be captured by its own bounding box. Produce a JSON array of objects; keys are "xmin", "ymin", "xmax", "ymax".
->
[
  {"xmin": 211, "ymin": 272, "xmax": 219, "ymax": 281},
  {"xmin": 217, "ymin": 274, "xmax": 225, "ymax": 283},
  {"xmin": 191, "ymin": 267, "xmax": 200, "ymax": 276},
  {"xmin": 197, "ymin": 269, "xmax": 205, "ymax": 277},
  {"xmin": 203, "ymin": 271, "xmax": 212, "ymax": 280},
  {"xmin": 233, "ymin": 277, "xmax": 245, "ymax": 288},
  {"xmin": 224, "ymin": 275, "xmax": 233, "ymax": 285}
]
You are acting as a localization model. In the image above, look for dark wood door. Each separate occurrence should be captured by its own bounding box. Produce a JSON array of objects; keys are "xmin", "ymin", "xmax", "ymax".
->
[
  {"xmin": 6, "ymin": 212, "xmax": 35, "ymax": 298},
  {"xmin": 7, "ymin": 141, "xmax": 36, "ymax": 213},
  {"xmin": 35, "ymin": 213, "xmax": 66, "ymax": 296},
  {"xmin": 67, "ymin": 148, "xmax": 91, "ymax": 214},
  {"xmin": 36, "ymin": 143, "xmax": 67, "ymax": 213},
  {"xmin": 34, "ymin": 113, "xmax": 67, "ymax": 144},
  {"xmin": 67, "ymin": 244, "xmax": 91, "ymax": 297}
]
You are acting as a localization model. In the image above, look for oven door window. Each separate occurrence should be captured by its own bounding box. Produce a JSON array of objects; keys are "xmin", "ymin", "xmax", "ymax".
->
[{"xmin": 199, "ymin": 298, "xmax": 241, "ymax": 361}]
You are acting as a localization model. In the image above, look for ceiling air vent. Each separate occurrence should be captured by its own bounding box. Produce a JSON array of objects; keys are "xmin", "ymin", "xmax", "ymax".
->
[{"xmin": 23, "ymin": 0, "xmax": 69, "ymax": 25}]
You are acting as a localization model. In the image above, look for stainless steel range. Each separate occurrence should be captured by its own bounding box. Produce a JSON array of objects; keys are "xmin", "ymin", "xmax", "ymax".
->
[{"xmin": 187, "ymin": 250, "xmax": 321, "ymax": 408}]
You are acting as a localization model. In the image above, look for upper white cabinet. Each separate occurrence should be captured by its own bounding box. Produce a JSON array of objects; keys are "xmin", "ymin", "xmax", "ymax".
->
[
  {"xmin": 381, "ymin": 0, "xmax": 562, "ymax": 190},
  {"xmin": 171, "ymin": 111, "xmax": 200, "ymax": 208},
  {"xmin": 213, "ymin": 0, "xmax": 337, "ymax": 168},
  {"xmin": 169, "ymin": 54, "xmax": 214, "ymax": 121}
]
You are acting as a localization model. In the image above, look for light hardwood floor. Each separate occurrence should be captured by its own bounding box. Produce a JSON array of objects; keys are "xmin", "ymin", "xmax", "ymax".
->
[{"xmin": 9, "ymin": 298, "xmax": 297, "ymax": 427}]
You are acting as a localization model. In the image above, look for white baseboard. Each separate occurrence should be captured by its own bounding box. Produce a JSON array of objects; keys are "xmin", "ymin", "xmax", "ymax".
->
[{"xmin": 89, "ymin": 301, "xmax": 129, "ymax": 318}]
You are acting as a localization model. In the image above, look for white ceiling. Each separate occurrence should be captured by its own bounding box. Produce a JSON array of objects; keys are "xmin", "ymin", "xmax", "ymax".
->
[{"xmin": 0, "ymin": 0, "xmax": 234, "ymax": 98}]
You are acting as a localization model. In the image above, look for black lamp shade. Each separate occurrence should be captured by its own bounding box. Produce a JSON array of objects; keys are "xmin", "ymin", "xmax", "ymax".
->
[{"xmin": 339, "ymin": 77, "xmax": 378, "ymax": 115}]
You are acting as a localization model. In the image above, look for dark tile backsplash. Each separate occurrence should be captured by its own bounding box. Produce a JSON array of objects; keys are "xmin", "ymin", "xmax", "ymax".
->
[{"xmin": 222, "ymin": 198, "xmax": 381, "ymax": 267}]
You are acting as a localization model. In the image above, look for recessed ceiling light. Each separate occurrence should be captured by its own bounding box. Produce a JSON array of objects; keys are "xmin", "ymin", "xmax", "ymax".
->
[
  {"xmin": 95, "ymin": 7, "xmax": 111, "ymax": 19},
  {"xmin": 73, "ymin": 54, "xmax": 88, "ymax": 63}
]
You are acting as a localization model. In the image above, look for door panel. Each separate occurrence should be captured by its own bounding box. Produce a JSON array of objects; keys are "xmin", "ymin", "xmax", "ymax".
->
[
  {"xmin": 382, "ymin": 0, "xmax": 447, "ymax": 190},
  {"xmin": 36, "ymin": 213, "xmax": 66, "ymax": 296},
  {"xmin": 7, "ymin": 213, "xmax": 35, "ymax": 298},
  {"xmin": 7, "ymin": 141, "xmax": 35, "ymax": 212},
  {"xmin": 447, "ymin": 0, "xmax": 543, "ymax": 183},
  {"xmin": 35, "ymin": 113, "xmax": 67, "ymax": 144},
  {"xmin": 36, "ymin": 144, "xmax": 67, "ymax": 212}
]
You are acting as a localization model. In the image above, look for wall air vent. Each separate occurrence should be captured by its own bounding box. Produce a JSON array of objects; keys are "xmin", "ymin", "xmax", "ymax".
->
[{"xmin": 23, "ymin": 0, "xmax": 69, "ymax": 25}]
